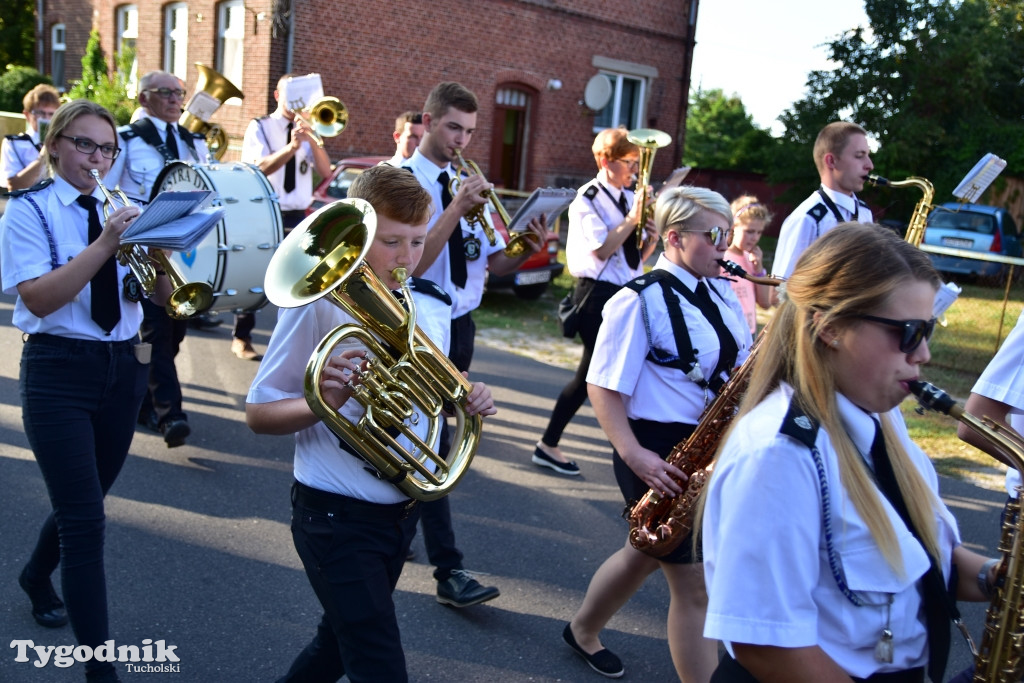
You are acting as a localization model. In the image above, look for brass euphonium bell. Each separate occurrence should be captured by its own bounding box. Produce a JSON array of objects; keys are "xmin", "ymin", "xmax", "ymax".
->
[
  {"xmin": 179, "ymin": 64, "xmax": 244, "ymax": 161},
  {"xmin": 264, "ymin": 199, "xmax": 482, "ymax": 501}
]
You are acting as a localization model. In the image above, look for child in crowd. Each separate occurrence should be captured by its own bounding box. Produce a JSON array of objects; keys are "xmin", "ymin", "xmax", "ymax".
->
[{"xmin": 721, "ymin": 195, "xmax": 775, "ymax": 334}]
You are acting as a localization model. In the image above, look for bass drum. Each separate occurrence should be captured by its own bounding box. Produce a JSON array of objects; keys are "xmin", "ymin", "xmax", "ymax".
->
[{"xmin": 153, "ymin": 161, "xmax": 283, "ymax": 313}]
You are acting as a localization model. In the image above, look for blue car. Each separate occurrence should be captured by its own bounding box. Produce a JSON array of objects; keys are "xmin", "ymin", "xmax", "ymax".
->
[{"xmin": 923, "ymin": 202, "xmax": 1022, "ymax": 281}]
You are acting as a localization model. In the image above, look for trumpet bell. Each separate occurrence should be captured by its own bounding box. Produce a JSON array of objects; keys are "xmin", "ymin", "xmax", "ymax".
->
[{"xmin": 308, "ymin": 96, "xmax": 348, "ymax": 139}]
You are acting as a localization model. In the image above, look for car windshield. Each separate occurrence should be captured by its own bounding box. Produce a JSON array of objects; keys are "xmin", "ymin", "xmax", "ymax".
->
[
  {"xmin": 326, "ymin": 169, "xmax": 364, "ymax": 200},
  {"xmin": 929, "ymin": 210, "xmax": 996, "ymax": 235}
]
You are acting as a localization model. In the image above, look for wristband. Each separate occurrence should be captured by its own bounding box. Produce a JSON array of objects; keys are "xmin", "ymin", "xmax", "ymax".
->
[{"xmin": 978, "ymin": 558, "xmax": 999, "ymax": 598}]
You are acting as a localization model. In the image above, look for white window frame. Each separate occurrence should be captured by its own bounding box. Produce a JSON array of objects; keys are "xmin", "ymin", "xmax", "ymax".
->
[
  {"xmin": 51, "ymin": 24, "xmax": 66, "ymax": 90},
  {"xmin": 216, "ymin": 0, "xmax": 244, "ymax": 102},
  {"xmin": 164, "ymin": 3, "xmax": 189, "ymax": 79},
  {"xmin": 590, "ymin": 57, "xmax": 658, "ymax": 133},
  {"xmin": 116, "ymin": 5, "xmax": 139, "ymax": 97}
]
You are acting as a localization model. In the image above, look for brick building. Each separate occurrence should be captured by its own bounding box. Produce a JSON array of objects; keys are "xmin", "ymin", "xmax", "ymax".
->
[{"xmin": 36, "ymin": 0, "xmax": 698, "ymax": 190}]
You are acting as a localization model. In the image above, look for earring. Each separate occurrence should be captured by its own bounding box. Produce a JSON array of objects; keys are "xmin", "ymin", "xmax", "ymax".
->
[{"xmin": 831, "ymin": 339, "xmax": 839, "ymax": 347}]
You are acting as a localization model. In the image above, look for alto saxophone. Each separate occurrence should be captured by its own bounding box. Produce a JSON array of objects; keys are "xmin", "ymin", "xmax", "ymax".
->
[
  {"xmin": 627, "ymin": 260, "xmax": 781, "ymax": 558},
  {"xmin": 867, "ymin": 174, "xmax": 935, "ymax": 248},
  {"xmin": 909, "ymin": 380, "xmax": 1024, "ymax": 683}
]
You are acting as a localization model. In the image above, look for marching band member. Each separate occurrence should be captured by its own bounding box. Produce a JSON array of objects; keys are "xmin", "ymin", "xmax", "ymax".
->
[
  {"xmin": 565, "ymin": 186, "xmax": 751, "ymax": 680},
  {"xmin": 1, "ymin": 83, "xmax": 60, "ymax": 191},
  {"xmin": 246, "ymin": 165, "xmax": 495, "ymax": 681},
  {"xmin": 771, "ymin": 122, "xmax": 874, "ymax": 279},
  {"xmin": 533, "ymin": 127, "xmax": 657, "ymax": 476},
  {"xmin": 702, "ymin": 223, "xmax": 994, "ymax": 683},
  {"xmin": 3, "ymin": 99, "xmax": 170, "ymax": 683}
]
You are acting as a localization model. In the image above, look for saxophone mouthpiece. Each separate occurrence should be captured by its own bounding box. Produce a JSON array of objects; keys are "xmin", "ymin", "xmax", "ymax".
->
[
  {"xmin": 717, "ymin": 259, "xmax": 745, "ymax": 278},
  {"xmin": 866, "ymin": 174, "xmax": 889, "ymax": 187},
  {"xmin": 907, "ymin": 380, "xmax": 959, "ymax": 417}
]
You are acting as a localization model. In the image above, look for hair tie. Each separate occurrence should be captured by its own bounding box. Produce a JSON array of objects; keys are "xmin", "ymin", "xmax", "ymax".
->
[{"xmin": 734, "ymin": 202, "xmax": 763, "ymax": 219}]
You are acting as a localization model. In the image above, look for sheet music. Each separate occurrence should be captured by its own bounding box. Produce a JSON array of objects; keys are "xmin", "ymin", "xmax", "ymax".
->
[
  {"xmin": 661, "ymin": 166, "xmax": 692, "ymax": 190},
  {"xmin": 506, "ymin": 187, "xmax": 577, "ymax": 235},
  {"xmin": 953, "ymin": 153, "xmax": 1007, "ymax": 202},
  {"xmin": 120, "ymin": 190, "xmax": 223, "ymax": 252}
]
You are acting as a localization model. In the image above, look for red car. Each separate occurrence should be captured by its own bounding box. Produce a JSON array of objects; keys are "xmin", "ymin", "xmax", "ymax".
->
[{"xmin": 311, "ymin": 157, "xmax": 564, "ymax": 299}]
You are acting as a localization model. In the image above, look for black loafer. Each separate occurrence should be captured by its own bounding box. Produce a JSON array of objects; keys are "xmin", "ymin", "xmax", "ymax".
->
[
  {"xmin": 562, "ymin": 623, "xmax": 623, "ymax": 678},
  {"xmin": 161, "ymin": 419, "xmax": 191, "ymax": 448},
  {"xmin": 532, "ymin": 447, "xmax": 580, "ymax": 476},
  {"xmin": 18, "ymin": 567, "xmax": 68, "ymax": 628}
]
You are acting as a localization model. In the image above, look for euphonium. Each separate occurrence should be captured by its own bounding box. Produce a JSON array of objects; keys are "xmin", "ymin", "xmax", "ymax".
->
[
  {"xmin": 264, "ymin": 199, "xmax": 482, "ymax": 502},
  {"xmin": 867, "ymin": 174, "xmax": 935, "ymax": 248},
  {"xmin": 450, "ymin": 149, "xmax": 539, "ymax": 257},
  {"xmin": 627, "ymin": 260, "xmax": 783, "ymax": 557},
  {"xmin": 89, "ymin": 170, "xmax": 214, "ymax": 318},
  {"xmin": 178, "ymin": 64, "xmax": 244, "ymax": 161},
  {"xmin": 908, "ymin": 380, "xmax": 1024, "ymax": 683},
  {"xmin": 626, "ymin": 128, "xmax": 671, "ymax": 249}
]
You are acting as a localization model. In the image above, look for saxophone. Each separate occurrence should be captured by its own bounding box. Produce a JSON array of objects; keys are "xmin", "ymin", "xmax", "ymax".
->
[
  {"xmin": 908, "ymin": 380, "xmax": 1024, "ymax": 683},
  {"xmin": 867, "ymin": 174, "xmax": 935, "ymax": 248},
  {"xmin": 627, "ymin": 260, "xmax": 781, "ymax": 558}
]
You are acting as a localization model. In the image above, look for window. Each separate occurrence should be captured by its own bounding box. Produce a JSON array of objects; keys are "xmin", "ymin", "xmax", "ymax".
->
[
  {"xmin": 51, "ymin": 24, "xmax": 66, "ymax": 89},
  {"xmin": 216, "ymin": 0, "xmax": 244, "ymax": 95},
  {"xmin": 116, "ymin": 5, "xmax": 139, "ymax": 97},
  {"xmin": 592, "ymin": 73, "xmax": 646, "ymax": 131},
  {"xmin": 164, "ymin": 3, "xmax": 189, "ymax": 79}
]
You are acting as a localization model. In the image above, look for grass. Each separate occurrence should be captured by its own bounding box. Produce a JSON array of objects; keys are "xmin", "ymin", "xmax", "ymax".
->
[{"xmin": 476, "ymin": 247, "xmax": 1023, "ymax": 489}]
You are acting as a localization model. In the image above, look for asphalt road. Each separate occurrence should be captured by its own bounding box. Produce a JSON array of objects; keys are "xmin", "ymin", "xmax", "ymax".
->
[{"xmin": 0, "ymin": 290, "xmax": 1009, "ymax": 682}]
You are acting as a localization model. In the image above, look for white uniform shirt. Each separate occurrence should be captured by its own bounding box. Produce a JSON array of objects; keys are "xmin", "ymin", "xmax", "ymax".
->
[
  {"xmin": 0, "ymin": 175, "xmax": 143, "ymax": 340},
  {"xmin": 105, "ymin": 113, "xmax": 210, "ymax": 203},
  {"xmin": 1, "ymin": 130, "xmax": 42, "ymax": 187},
  {"xmin": 972, "ymin": 307, "xmax": 1024, "ymax": 498},
  {"xmin": 247, "ymin": 284, "xmax": 451, "ymax": 504},
  {"xmin": 241, "ymin": 112, "xmax": 316, "ymax": 212},
  {"xmin": 403, "ymin": 148, "xmax": 506, "ymax": 319},
  {"xmin": 773, "ymin": 186, "xmax": 874, "ymax": 278},
  {"xmin": 383, "ymin": 152, "xmax": 407, "ymax": 167},
  {"xmin": 703, "ymin": 385, "xmax": 961, "ymax": 678},
  {"xmin": 565, "ymin": 173, "xmax": 642, "ymax": 284},
  {"xmin": 587, "ymin": 254, "xmax": 752, "ymax": 422}
]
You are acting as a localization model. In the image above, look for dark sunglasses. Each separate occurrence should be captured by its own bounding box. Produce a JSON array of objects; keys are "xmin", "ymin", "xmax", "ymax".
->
[{"xmin": 856, "ymin": 314, "xmax": 936, "ymax": 354}]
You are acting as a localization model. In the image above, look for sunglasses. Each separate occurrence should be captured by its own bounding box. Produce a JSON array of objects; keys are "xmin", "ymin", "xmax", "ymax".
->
[
  {"xmin": 58, "ymin": 135, "xmax": 120, "ymax": 159},
  {"xmin": 145, "ymin": 87, "xmax": 187, "ymax": 100},
  {"xmin": 676, "ymin": 226, "xmax": 733, "ymax": 248},
  {"xmin": 856, "ymin": 314, "xmax": 936, "ymax": 354}
]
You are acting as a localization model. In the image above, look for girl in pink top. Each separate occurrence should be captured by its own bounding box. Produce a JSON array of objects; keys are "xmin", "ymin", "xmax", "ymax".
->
[{"xmin": 722, "ymin": 195, "xmax": 775, "ymax": 334}]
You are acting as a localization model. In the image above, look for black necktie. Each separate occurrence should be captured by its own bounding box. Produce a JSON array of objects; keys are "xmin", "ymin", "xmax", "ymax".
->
[
  {"xmin": 440, "ymin": 171, "xmax": 467, "ymax": 288},
  {"xmin": 75, "ymin": 195, "xmax": 121, "ymax": 333},
  {"xmin": 284, "ymin": 122, "xmax": 296, "ymax": 193},
  {"xmin": 164, "ymin": 124, "xmax": 180, "ymax": 159},
  {"xmin": 618, "ymin": 192, "xmax": 641, "ymax": 269},
  {"xmin": 694, "ymin": 281, "xmax": 739, "ymax": 377},
  {"xmin": 869, "ymin": 420, "xmax": 951, "ymax": 683}
]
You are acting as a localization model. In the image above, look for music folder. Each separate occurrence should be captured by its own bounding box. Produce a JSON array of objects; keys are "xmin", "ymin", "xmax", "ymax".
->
[
  {"xmin": 120, "ymin": 190, "xmax": 224, "ymax": 253},
  {"xmin": 505, "ymin": 187, "xmax": 577, "ymax": 235}
]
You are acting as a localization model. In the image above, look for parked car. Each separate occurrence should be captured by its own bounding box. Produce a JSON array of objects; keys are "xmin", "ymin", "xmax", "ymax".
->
[
  {"xmin": 311, "ymin": 157, "xmax": 564, "ymax": 299},
  {"xmin": 923, "ymin": 202, "xmax": 1022, "ymax": 282}
]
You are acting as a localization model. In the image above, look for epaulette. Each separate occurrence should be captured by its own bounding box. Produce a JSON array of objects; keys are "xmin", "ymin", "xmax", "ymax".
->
[
  {"xmin": 582, "ymin": 185, "xmax": 599, "ymax": 200},
  {"xmin": 807, "ymin": 203, "xmax": 829, "ymax": 223},
  {"xmin": 624, "ymin": 269, "xmax": 670, "ymax": 293},
  {"xmin": 254, "ymin": 115, "xmax": 271, "ymax": 122},
  {"xmin": 410, "ymin": 277, "xmax": 452, "ymax": 306},
  {"xmin": 857, "ymin": 198, "xmax": 869, "ymax": 208},
  {"xmin": 187, "ymin": 131, "xmax": 205, "ymax": 140},
  {"xmin": 9, "ymin": 177, "xmax": 53, "ymax": 198},
  {"xmin": 778, "ymin": 398, "xmax": 820, "ymax": 449},
  {"xmin": 4, "ymin": 133, "xmax": 32, "ymax": 142},
  {"xmin": 118, "ymin": 124, "xmax": 140, "ymax": 141}
]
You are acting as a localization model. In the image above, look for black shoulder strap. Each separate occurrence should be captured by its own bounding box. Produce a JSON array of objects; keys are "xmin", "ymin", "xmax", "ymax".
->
[
  {"xmin": 807, "ymin": 202, "xmax": 829, "ymax": 224},
  {"xmin": 410, "ymin": 277, "xmax": 452, "ymax": 306},
  {"xmin": 175, "ymin": 123, "xmax": 200, "ymax": 159},
  {"xmin": 9, "ymin": 177, "xmax": 53, "ymax": 198},
  {"xmin": 127, "ymin": 119, "xmax": 177, "ymax": 163},
  {"xmin": 5, "ymin": 132, "xmax": 37, "ymax": 151},
  {"xmin": 582, "ymin": 184, "xmax": 598, "ymax": 201},
  {"xmin": 778, "ymin": 398, "xmax": 820, "ymax": 448},
  {"xmin": 624, "ymin": 271, "xmax": 707, "ymax": 386}
]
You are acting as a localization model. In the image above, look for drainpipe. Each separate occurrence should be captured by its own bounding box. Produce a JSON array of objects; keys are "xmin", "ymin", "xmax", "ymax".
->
[
  {"xmin": 36, "ymin": 0, "xmax": 44, "ymax": 72},
  {"xmin": 285, "ymin": 0, "xmax": 295, "ymax": 74},
  {"xmin": 676, "ymin": 0, "xmax": 700, "ymax": 160}
]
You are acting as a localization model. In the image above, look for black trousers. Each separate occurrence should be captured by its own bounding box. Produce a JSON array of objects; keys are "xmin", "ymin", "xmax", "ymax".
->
[
  {"xmin": 20, "ymin": 334, "xmax": 147, "ymax": 678},
  {"xmin": 712, "ymin": 653, "xmax": 925, "ymax": 683},
  {"xmin": 138, "ymin": 298, "xmax": 188, "ymax": 425},
  {"xmin": 541, "ymin": 279, "xmax": 620, "ymax": 447},
  {"xmin": 278, "ymin": 482, "xmax": 418, "ymax": 683},
  {"xmin": 417, "ymin": 312, "xmax": 476, "ymax": 580}
]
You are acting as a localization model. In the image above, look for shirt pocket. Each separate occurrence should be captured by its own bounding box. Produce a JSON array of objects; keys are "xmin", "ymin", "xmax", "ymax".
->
[{"xmin": 127, "ymin": 156, "xmax": 164, "ymax": 188}]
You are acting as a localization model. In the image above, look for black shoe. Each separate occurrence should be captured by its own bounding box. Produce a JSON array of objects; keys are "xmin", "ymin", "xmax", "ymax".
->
[
  {"xmin": 161, "ymin": 419, "xmax": 190, "ymax": 448},
  {"xmin": 436, "ymin": 569, "xmax": 500, "ymax": 608},
  {"xmin": 18, "ymin": 566, "xmax": 68, "ymax": 628},
  {"xmin": 562, "ymin": 623, "xmax": 624, "ymax": 678},
  {"xmin": 532, "ymin": 446, "xmax": 580, "ymax": 476},
  {"xmin": 138, "ymin": 412, "xmax": 160, "ymax": 434}
]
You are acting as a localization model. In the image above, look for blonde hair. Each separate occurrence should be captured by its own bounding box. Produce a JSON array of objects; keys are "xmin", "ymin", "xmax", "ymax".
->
[
  {"xmin": 591, "ymin": 128, "xmax": 638, "ymax": 171},
  {"xmin": 730, "ymin": 195, "xmax": 773, "ymax": 226},
  {"xmin": 706, "ymin": 223, "xmax": 942, "ymax": 574},
  {"xmin": 654, "ymin": 186, "xmax": 732, "ymax": 238},
  {"xmin": 43, "ymin": 99, "xmax": 118, "ymax": 176}
]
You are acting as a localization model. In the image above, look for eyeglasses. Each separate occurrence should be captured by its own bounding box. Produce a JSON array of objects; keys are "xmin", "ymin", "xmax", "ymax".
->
[
  {"xmin": 58, "ymin": 135, "xmax": 120, "ymax": 160},
  {"xmin": 31, "ymin": 109, "xmax": 57, "ymax": 119},
  {"xmin": 856, "ymin": 314, "xmax": 936, "ymax": 354},
  {"xmin": 145, "ymin": 87, "xmax": 186, "ymax": 100},
  {"xmin": 616, "ymin": 158, "xmax": 640, "ymax": 169},
  {"xmin": 676, "ymin": 226, "xmax": 732, "ymax": 248}
]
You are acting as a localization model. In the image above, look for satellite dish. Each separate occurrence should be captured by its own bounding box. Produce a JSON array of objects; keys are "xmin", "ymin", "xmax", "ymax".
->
[{"xmin": 583, "ymin": 75, "xmax": 612, "ymax": 111}]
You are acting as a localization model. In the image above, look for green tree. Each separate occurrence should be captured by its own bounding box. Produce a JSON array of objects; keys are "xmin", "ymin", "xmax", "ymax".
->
[
  {"xmin": 684, "ymin": 88, "xmax": 775, "ymax": 173},
  {"xmin": 0, "ymin": 65, "xmax": 52, "ymax": 112},
  {"xmin": 0, "ymin": 0, "xmax": 35, "ymax": 68},
  {"xmin": 67, "ymin": 30, "xmax": 135, "ymax": 125}
]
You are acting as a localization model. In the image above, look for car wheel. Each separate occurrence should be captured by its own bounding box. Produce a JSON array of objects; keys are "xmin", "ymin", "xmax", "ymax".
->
[{"xmin": 514, "ymin": 282, "xmax": 548, "ymax": 300}]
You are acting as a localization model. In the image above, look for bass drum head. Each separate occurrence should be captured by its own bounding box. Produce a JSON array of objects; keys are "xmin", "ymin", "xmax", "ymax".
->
[{"xmin": 153, "ymin": 161, "xmax": 283, "ymax": 314}]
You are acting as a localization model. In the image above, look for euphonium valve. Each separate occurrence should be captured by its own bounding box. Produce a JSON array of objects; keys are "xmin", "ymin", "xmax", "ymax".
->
[
  {"xmin": 264, "ymin": 199, "xmax": 482, "ymax": 501},
  {"xmin": 627, "ymin": 128, "xmax": 671, "ymax": 249}
]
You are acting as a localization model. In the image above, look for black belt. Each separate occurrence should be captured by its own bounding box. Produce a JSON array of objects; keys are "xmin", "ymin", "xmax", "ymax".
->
[
  {"xmin": 281, "ymin": 209, "xmax": 307, "ymax": 219},
  {"xmin": 24, "ymin": 332, "xmax": 136, "ymax": 352},
  {"xmin": 291, "ymin": 481, "xmax": 418, "ymax": 521}
]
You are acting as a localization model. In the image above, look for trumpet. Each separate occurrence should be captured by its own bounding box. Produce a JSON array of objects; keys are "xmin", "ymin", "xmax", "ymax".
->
[
  {"xmin": 292, "ymin": 96, "xmax": 348, "ymax": 147},
  {"xmin": 626, "ymin": 128, "xmax": 672, "ymax": 249},
  {"xmin": 89, "ymin": 170, "xmax": 214, "ymax": 319},
  {"xmin": 450, "ymin": 149, "xmax": 540, "ymax": 257}
]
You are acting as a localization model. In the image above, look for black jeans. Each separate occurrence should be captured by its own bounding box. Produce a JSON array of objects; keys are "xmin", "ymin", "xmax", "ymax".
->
[
  {"xmin": 278, "ymin": 483, "xmax": 417, "ymax": 683},
  {"xmin": 20, "ymin": 334, "xmax": 147, "ymax": 677},
  {"xmin": 138, "ymin": 298, "xmax": 188, "ymax": 425}
]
